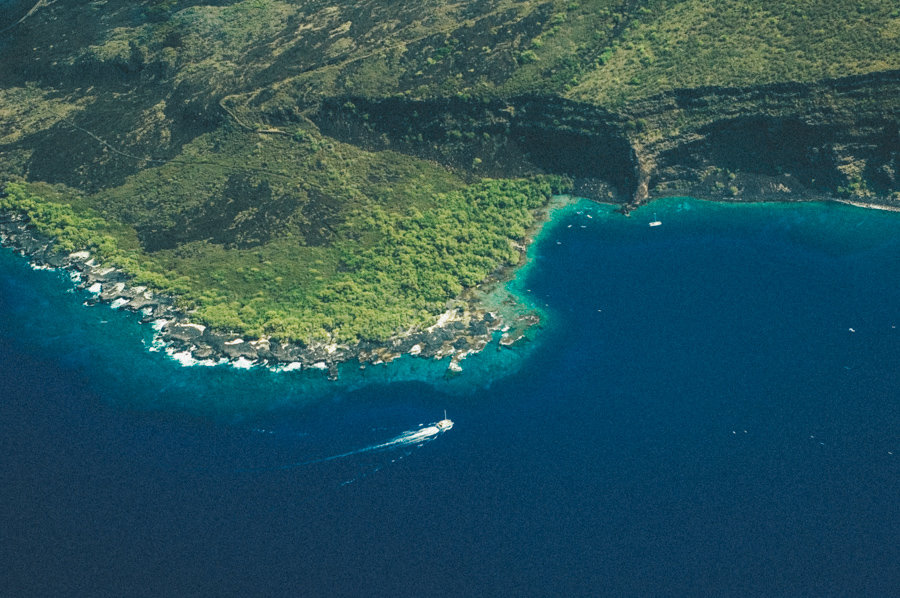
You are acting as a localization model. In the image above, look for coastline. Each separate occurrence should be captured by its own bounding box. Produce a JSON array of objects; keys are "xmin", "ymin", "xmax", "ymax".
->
[
  {"xmin": 2, "ymin": 191, "xmax": 895, "ymax": 378},
  {"xmin": 465, "ymin": 194, "xmax": 582, "ymax": 346},
  {"xmin": 832, "ymin": 198, "xmax": 900, "ymax": 213},
  {"xmin": 0, "ymin": 200, "xmax": 561, "ymax": 378}
]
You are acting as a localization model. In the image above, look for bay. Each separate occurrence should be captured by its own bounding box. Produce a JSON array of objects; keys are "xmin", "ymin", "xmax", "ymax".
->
[{"xmin": 1, "ymin": 197, "xmax": 898, "ymax": 596}]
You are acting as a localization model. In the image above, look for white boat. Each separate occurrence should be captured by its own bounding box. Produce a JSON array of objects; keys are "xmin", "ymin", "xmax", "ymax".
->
[
  {"xmin": 649, "ymin": 212, "xmax": 662, "ymax": 227},
  {"xmin": 436, "ymin": 410, "xmax": 453, "ymax": 431}
]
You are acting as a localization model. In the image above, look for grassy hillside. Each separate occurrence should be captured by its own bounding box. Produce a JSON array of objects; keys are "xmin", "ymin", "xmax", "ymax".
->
[
  {"xmin": 1, "ymin": 0, "xmax": 898, "ymax": 346},
  {"xmin": 569, "ymin": 0, "xmax": 900, "ymax": 105}
]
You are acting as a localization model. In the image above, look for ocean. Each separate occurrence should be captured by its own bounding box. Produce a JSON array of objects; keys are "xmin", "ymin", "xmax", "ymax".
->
[{"xmin": 1, "ymin": 197, "xmax": 898, "ymax": 596}]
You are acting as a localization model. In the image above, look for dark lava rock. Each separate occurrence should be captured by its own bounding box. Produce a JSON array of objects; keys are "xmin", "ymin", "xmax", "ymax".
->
[
  {"xmin": 164, "ymin": 323, "xmax": 205, "ymax": 342},
  {"xmin": 222, "ymin": 340, "xmax": 258, "ymax": 360},
  {"xmin": 201, "ymin": 331, "xmax": 242, "ymax": 352},
  {"xmin": 192, "ymin": 345, "xmax": 215, "ymax": 359},
  {"xmin": 125, "ymin": 296, "xmax": 158, "ymax": 311},
  {"xmin": 86, "ymin": 268, "xmax": 127, "ymax": 286},
  {"xmin": 45, "ymin": 252, "xmax": 69, "ymax": 268},
  {"xmin": 268, "ymin": 341, "xmax": 301, "ymax": 362},
  {"xmin": 149, "ymin": 304, "xmax": 173, "ymax": 319},
  {"xmin": 470, "ymin": 320, "xmax": 490, "ymax": 336},
  {"xmin": 21, "ymin": 238, "xmax": 45, "ymax": 255},
  {"xmin": 100, "ymin": 285, "xmax": 127, "ymax": 302}
]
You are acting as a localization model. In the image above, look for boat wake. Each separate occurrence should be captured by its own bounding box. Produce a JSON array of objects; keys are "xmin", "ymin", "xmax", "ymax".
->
[
  {"xmin": 244, "ymin": 417, "xmax": 454, "ymax": 476},
  {"xmin": 297, "ymin": 419, "xmax": 452, "ymax": 468}
]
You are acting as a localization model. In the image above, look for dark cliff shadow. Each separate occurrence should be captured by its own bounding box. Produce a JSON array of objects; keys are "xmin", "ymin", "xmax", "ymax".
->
[{"xmin": 311, "ymin": 95, "xmax": 638, "ymax": 200}]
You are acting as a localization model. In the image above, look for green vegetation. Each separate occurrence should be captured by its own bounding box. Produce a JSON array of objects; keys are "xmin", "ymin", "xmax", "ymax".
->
[
  {"xmin": 2, "ymin": 176, "xmax": 561, "ymax": 343},
  {"xmin": 0, "ymin": 182, "xmax": 192, "ymax": 293},
  {"xmin": 1, "ymin": 182, "xmax": 128, "ymax": 256},
  {"xmin": 0, "ymin": 0, "xmax": 897, "ymax": 347},
  {"xmin": 569, "ymin": 0, "xmax": 900, "ymax": 104}
]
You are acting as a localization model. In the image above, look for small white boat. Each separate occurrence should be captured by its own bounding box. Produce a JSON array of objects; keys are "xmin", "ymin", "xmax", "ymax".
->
[
  {"xmin": 436, "ymin": 410, "xmax": 454, "ymax": 431},
  {"xmin": 649, "ymin": 212, "xmax": 662, "ymax": 227}
]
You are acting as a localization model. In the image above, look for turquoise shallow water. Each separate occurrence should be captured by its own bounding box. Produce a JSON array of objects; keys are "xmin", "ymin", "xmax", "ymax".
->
[{"xmin": 1, "ymin": 197, "xmax": 899, "ymax": 596}]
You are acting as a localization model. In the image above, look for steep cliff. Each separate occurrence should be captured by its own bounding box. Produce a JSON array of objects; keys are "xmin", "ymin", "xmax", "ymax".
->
[
  {"xmin": 309, "ymin": 70, "xmax": 900, "ymax": 209},
  {"xmin": 631, "ymin": 70, "xmax": 900, "ymax": 208}
]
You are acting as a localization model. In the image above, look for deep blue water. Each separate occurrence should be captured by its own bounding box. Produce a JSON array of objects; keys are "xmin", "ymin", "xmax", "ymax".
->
[{"xmin": 2, "ymin": 198, "xmax": 898, "ymax": 597}]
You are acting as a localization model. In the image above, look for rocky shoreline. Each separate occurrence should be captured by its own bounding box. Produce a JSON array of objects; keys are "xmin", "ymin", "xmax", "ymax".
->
[
  {"xmin": 9, "ymin": 185, "xmax": 893, "ymax": 378},
  {"xmin": 0, "ymin": 211, "xmax": 538, "ymax": 379}
]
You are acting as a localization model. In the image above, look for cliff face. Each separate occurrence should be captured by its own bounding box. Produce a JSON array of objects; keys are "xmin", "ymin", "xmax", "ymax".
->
[
  {"xmin": 311, "ymin": 70, "xmax": 900, "ymax": 209},
  {"xmin": 313, "ymin": 96, "xmax": 636, "ymax": 199},
  {"xmin": 633, "ymin": 70, "xmax": 900, "ymax": 208}
]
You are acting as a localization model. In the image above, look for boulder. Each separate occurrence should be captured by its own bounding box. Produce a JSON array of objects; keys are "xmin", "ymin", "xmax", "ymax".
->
[
  {"xmin": 164, "ymin": 323, "xmax": 206, "ymax": 343},
  {"xmin": 222, "ymin": 340, "xmax": 258, "ymax": 360}
]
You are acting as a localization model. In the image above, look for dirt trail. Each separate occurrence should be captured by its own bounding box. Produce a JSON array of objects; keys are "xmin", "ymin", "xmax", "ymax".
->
[{"xmin": 0, "ymin": 0, "xmax": 51, "ymax": 36}]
